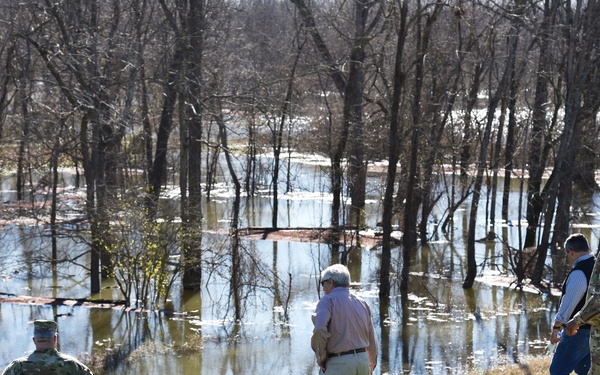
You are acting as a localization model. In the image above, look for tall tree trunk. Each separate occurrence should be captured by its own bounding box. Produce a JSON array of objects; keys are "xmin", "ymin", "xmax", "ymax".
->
[
  {"xmin": 488, "ymin": 99, "xmax": 507, "ymax": 238},
  {"xmin": 460, "ymin": 62, "xmax": 484, "ymax": 177},
  {"xmin": 346, "ymin": 0, "xmax": 369, "ymax": 230},
  {"xmin": 16, "ymin": 47, "xmax": 31, "ymax": 202},
  {"xmin": 134, "ymin": 0, "xmax": 153, "ymax": 180},
  {"xmin": 80, "ymin": 111, "xmax": 101, "ymax": 294},
  {"xmin": 401, "ymin": 0, "xmax": 442, "ymax": 291},
  {"xmin": 550, "ymin": 0, "xmax": 600, "ymax": 250},
  {"xmin": 50, "ymin": 127, "xmax": 61, "ymax": 271},
  {"xmin": 524, "ymin": 0, "xmax": 559, "ymax": 249},
  {"xmin": 272, "ymin": 39, "xmax": 302, "ymax": 229},
  {"xmin": 0, "ymin": 44, "xmax": 13, "ymax": 140},
  {"xmin": 464, "ymin": 1, "xmax": 525, "ymax": 288},
  {"xmin": 418, "ymin": 3, "xmax": 465, "ymax": 243},
  {"xmin": 288, "ymin": 0, "xmax": 347, "ymax": 254},
  {"xmin": 182, "ymin": 0, "xmax": 205, "ymax": 290},
  {"xmin": 147, "ymin": 47, "xmax": 185, "ymax": 214},
  {"xmin": 533, "ymin": 0, "xmax": 600, "ymax": 283},
  {"xmin": 502, "ymin": 94, "xmax": 518, "ymax": 219},
  {"xmin": 289, "ymin": 0, "xmax": 377, "ymax": 254},
  {"xmin": 380, "ymin": 0, "xmax": 407, "ymax": 300}
]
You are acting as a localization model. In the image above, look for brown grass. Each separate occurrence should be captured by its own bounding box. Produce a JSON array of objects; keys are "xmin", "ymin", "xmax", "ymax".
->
[{"xmin": 468, "ymin": 355, "xmax": 553, "ymax": 375}]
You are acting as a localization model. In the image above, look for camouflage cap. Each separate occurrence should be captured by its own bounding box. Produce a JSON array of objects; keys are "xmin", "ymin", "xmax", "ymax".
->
[{"xmin": 33, "ymin": 320, "xmax": 58, "ymax": 336}]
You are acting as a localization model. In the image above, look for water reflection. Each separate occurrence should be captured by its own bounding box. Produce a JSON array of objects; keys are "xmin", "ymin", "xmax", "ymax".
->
[
  {"xmin": 0, "ymin": 226, "xmax": 565, "ymax": 375},
  {"xmin": 0, "ymin": 167, "xmax": 599, "ymax": 374}
]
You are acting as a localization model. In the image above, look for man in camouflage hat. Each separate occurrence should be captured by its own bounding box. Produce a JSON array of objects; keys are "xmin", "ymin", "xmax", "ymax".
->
[{"xmin": 1, "ymin": 319, "xmax": 93, "ymax": 375}]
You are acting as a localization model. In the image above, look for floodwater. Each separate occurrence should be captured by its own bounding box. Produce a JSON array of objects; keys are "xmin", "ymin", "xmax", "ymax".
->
[{"xmin": 0, "ymin": 160, "xmax": 599, "ymax": 375}]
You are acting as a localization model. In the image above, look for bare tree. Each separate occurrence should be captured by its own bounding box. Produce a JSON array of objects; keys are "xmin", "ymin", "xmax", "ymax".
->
[
  {"xmin": 464, "ymin": 1, "xmax": 528, "ymax": 288},
  {"xmin": 533, "ymin": 0, "xmax": 600, "ymax": 284},
  {"xmin": 289, "ymin": 0, "xmax": 382, "ymax": 253},
  {"xmin": 380, "ymin": 0, "xmax": 408, "ymax": 299}
]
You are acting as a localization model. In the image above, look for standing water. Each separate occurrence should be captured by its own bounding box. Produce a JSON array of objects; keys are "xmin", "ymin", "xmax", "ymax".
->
[{"xmin": 0, "ymin": 162, "xmax": 598, "ymax": 375}]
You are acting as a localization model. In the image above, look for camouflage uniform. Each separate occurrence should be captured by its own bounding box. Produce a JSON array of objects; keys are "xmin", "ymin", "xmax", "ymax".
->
[
  {"xmin": 1, "ymin": 320, "xmax": 93, "ymax": 375},
  {"xmin": 1, "ymin": 348, "xmax": 93, "ymax": 375},
  {"xmin": 570, "ymin": 257, "xmax": 600, "ymax": 375}
]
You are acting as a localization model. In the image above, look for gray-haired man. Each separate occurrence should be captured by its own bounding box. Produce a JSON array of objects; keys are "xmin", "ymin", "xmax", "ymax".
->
[{"xmin": 311, "ymin": 264, "xmax": 378, "ymax": 374}]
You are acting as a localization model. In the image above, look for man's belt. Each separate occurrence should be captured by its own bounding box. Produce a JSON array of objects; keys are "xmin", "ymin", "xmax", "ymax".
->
[{"xmin": 328, "ymin": 348, "xmax": 366, "ymax": 358}]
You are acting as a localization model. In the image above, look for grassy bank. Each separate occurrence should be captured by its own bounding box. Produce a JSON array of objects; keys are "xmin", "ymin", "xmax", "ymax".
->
[{"xmin": 468, "ymin": 355, "xmax": 552, "ymax": 374}]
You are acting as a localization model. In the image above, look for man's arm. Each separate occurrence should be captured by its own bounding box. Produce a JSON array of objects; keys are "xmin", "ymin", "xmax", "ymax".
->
[
  {"xmin": 555, "ymin": 270, "xmax": 588, "ymax": 323},
  {"xmin": 566, "ymin": 258, "xmax": 600, "ymax": 335},
  {"xmin": 552, "ymin": 270, "xmax": 587, "ymax": 342},
  {"xmin": 311, "ymin": 299, "xmax": 332, "ymax": 370}
]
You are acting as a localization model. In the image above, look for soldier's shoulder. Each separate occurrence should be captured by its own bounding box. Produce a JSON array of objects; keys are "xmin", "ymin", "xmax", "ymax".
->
[
  {"xmin": 2, "ymin": 358, "xmax": 25, "ymax": 375},
  {"xmin": 55, "ymin": 352, "xmax": 93, "ymax": 375},
  {"xmin": 55, "ymin": 351, "xmax": 80, "ymax": 362},
  {"xmin": 3, "ymin": 352, "xmax": 53, "ymax": 375}
]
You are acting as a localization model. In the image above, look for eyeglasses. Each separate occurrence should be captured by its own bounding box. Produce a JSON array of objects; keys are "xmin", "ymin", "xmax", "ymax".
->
[{"xmin": 320, "ymin": 278, "xmax": 332, "ymax": 287}]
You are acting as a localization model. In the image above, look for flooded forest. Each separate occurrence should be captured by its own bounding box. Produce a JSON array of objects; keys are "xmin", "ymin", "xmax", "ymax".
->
[{"xmin": 0, "ymin": 0, "xmax": 600, "ymax": 374}]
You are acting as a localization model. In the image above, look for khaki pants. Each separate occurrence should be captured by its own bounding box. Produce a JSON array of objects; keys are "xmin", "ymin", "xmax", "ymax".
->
[{"xmin": 319, "ymin": 352, "xmax": 370, "ymax": 375}]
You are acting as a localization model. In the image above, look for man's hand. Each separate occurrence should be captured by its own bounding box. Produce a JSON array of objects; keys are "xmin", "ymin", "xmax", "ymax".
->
[
  {"xmin": 318, "ymin": 358, "xmax": 327, "ymax": 373},
  {"xmin": 370, "ymin": 363, "xmax": 377, "ymax": 375},
  {"xmin": 565, "ymin": 319, "xmax": 580, "ymax": 336},
  {"xmin": 550, "ymin": 328, "xmax": 561, "ymax": 344}
]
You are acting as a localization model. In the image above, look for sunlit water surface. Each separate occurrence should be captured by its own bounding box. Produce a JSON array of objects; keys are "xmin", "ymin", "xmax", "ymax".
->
[{"xmin": 0, "ymin": 163, "xmax": 599, "ymax": 374}]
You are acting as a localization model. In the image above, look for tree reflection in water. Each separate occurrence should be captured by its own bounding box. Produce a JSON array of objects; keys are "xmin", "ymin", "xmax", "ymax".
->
[
  {"xmin": 0, "ymin": 177, "xmax": 597, "ymax": 374},
  {"xmin": 0, "ymin": 226, "xmax": 568, "ymax": 375}
]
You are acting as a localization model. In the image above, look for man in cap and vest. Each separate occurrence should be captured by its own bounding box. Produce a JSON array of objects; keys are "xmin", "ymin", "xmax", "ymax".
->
[
  {"xmin": 566, "ymin": 233, "xmax": 600, "ymax": 375},
  {"xmin": 550, "ymin": 233, "xmax": 594, "ymax": 375},
  {"xmin": 1, "ymin": 319, "xmax": 93, "ymax": 375}
]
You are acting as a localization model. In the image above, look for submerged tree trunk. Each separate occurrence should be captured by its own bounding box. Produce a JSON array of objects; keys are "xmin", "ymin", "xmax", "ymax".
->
[
  {"xmin": 16, "ymin": 44, "xmax": 30, "ymax": 202},
  {"xmin": 502, "ymin": 93, "xmax": 518, "ymax": 219},
  {"xmin": 289, "ymin": 0, "xmax": 346, "ymax": 255},
  {"xmin": 50, "ymin": 127, "xmax": 60, "ymax": 271},
  {"xmin": 401, "ymin": 0, "xmax": 443, "ymax": 291},
  {"xmin": 182, "ymin": 0, "xmax": 205, "ymax": 290},
  {"xmin": 289, "ymin": 0, "xmax": 378, "ymax": 255},
  {"xmin": 272, "ymin": 39, "xmax": 302, "ymax": 229},
  {"xmin": 523, "ymin": 0, "xmax": 560, "ymax": 285},
  {"xmin": 380, "ymin": 0, "xmax": 407, "ymax": 299},
  {"xmin": 418, "ymin": 3, "xmax": 464, "ymax": 244},
  {"xmin": 524, "ymin": 0, "xmax": 559, "ymax": 250},
  {"xmin": 464, "ymin": 1, "xmax": 525, "ymax": 288},
  {"xmin": 532, "ymin": 0, "xmax": 600, "ymax": 283},
  {"xmin": 550, "ymin": 0, "xmax": 600, "ymax": 250},
  {"xmin": 80, "ymin": 111, "xmax": 102, "ymax": 294},
  {"xmin": 488, "ymin": 99, "xmax": 507, "ymax": 239},
  {"xmin": 346, "ymin": 0, "xmax": 369, "ymax": 231}
]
